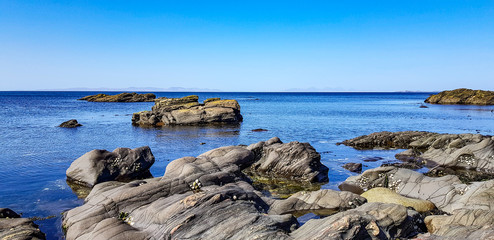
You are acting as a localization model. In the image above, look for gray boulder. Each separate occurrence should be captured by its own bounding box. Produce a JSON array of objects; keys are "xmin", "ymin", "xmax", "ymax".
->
[
  {"xmin": 342, "ymin": 162, "xmax": 362, "ymax": 173},
  {"xmin": 0, "ymin": 208, "xmax": 46, "ymax": 240},
  {"xmin": 291, "ymin": 202, "xmax": 425, "ymax": 240},
  {"xmin": 132, "ymin": 95, "xmax": 242, "ymax": 126},
  {"xmin": 66, "ymin": 146, "xmax": 155, "ymax": 188},
  {"xmin": 59, "ymin": 119, "xmax": 82, "ymax": 128}
]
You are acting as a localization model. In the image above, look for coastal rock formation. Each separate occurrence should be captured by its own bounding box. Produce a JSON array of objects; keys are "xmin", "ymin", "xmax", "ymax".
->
[
  {"xmin": 78, "ymin": 92, "xmax": 156, "ymax": 102},
  {"xmin": 268, "ymin": 189, "xmax": 366, "ymax": 216},
  {"xmin": 246, "ymin": 137, "xmax": 329, "ymax": 183},
  {"xmin": 291, "ymin": 202, "xmax": 425, "ymax": 239},
  {"xmin": 59, "ymin": 119, "xmax": 82, "ymax": 128},
  {"xmin": 423, "ymin": 209, "xmax": 494, "ymax": 239},
  {"xmin": 361, "ymin": 187, "xmax": 436, "ymax": 213},
  {"xmin": 66, "ymin": 146, "xmax": 154, "ymax": 188},
  {"xmin": 0, "ymin": 208, "xmax": 46, "ymax": 240},
  {"xmin": 131, "ymin": 95, "xmax": 243, "ymax": 126},
  {"xmin": 338, "ymin": 131, "xmax": 438, "ymax": 150},
  {"xmin": 424, "ymin": 88, "xmax": 494, "ymax": 105},
  {"xmin": 341, "ymin": 131, "xmax": 494, "ymax": 179}
]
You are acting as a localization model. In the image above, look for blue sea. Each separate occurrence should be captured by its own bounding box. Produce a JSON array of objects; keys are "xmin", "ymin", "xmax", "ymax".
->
[{"xmin": 1, "ymin": 91, "xmax": 494, "ymax": 239}]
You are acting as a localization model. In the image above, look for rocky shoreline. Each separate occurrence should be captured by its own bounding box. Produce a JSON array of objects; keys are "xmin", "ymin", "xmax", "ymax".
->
[{"xmin": 78, "ymin": 92, "xmax": 157, "ymax": 102}]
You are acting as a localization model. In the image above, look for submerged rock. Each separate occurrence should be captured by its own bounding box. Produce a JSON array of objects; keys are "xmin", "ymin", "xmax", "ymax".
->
[
  {"xmin": 361, "ymin": 187, "xmax": 436, "ymax": 213},
  {"xmin": 132, "ymin": 95, "xmax": 243, "ymax": 126},
  {"xmin": 59, "ymin": 119, "xmax": 82, "ymax": 128},
  {"xmin": 291, "ymin": 202, "xmax": 425, "ymax": 239},
  {"xmin": 78, "ymin": 92, "xmax": 156, "ymax": 102},
  {"xmin": 342, "ymin": 162, "xmax": 362, "ymax": 173},
  {"xmin": 0, "ymin": 208, "xmax": 46, "ymax": 240},
  {"xmin": 66, "ymin": 146, "xmax": 155, "ymax": 188},
  {"xmin": 425, "ymin": 88, "xmax": 494, "ymax": 105}
]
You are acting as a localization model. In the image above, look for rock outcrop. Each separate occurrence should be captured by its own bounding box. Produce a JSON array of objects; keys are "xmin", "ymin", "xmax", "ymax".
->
[
  {"xmin": 78, "ymin": 92, "xmax": 156, "ymax": 102},
  {"xmin": 342, "ymin": 162, "xmax": 362, "ymax": 173},
  {"xmin": 0, "ymin": 208, "xmax": 46, "ymax": 240},
  {"xmin": 268, "ymin": 189, "xmax": 366, "ymax": 216},
  {"xmin": 341, "ymin": 131, "xmax": 494, "ymax": 180},
  {"xmin": 131, "ymin": 95, "xmax": 243, "ymax": 126},
  {"xmin": 59, "ymin": 119, "xmax": 82, "ymax": 128},
  {"xmin": 291, "ymin": 202, "xmax": 425, "ymax": 240},
  {"xmin": 361, "ymin": 187, "xmax": 436, "ymax": 213},
  {"xmin": 424, "ymin": 88, "xmax": 494, "ymax": 105},
  {"xmin": 66, "ymin": 146, "xmax": 155, "ymax": 188},
  {"xmin": 423, "ymin": 208, "xmax": 494, "ymax": 239}
]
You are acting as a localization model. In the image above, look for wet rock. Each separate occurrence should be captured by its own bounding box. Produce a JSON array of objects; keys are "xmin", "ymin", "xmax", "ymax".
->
[
  {"xmin": 363, "ymin": 156, "xmax": 384, "ymax": 162},
  {"xmin": 291, "ymin": 202, "xmax": 425, "ymax": 240},
  {"xmin": 361, "ymin": 187, "xmax": 436, "ymax": 213},
  {"xmin": 0, "ymin": 208, "xmax": 46, "ymax": 240},
  {"xmin": 338, "ymin": 131, "xmax": 438, "ymax": 150},
  {"xmin": 425, "ymin": 88, "xmax": 494, "ymax": 105},
  {"xmin": 251, "ymin": 128, "xmax": 268, "ymax": 132},
  {"xmin": 78, "ymin": 92, "xmax": 156, "ymax": 102},
  {"xmin": 66, "ymin": 146, "xmax": 155, "ymax": 188},
  {"xmin": 132, "ymin": 95, "xmax": 242, "ymax": 126},
  {"xmin": 59, "ymin": 119, "xmax": 82, "ymax": 128},
  {"xmin": 268, "ymin": 189, "xmax": 366, "ymax": 216},
  {"xmin": 342, "ymin": 162, "xmax": 362, "ymax": 173}
]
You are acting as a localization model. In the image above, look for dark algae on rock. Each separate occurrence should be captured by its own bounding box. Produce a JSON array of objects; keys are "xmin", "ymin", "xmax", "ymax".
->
[
  {"xmin": 78, "ymin": 92, "xmax": 156, "ymax": 102},
  {"xmin": 425, "ymin": 88, "xmax": 494, "ymax": 105},
  {"xmin": 132, "ymin": 95, "xmax": 243, "ymax": 126}
]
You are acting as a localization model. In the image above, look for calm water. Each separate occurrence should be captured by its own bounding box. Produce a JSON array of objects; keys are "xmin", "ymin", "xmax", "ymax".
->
[{"xmin": 1, "ymin": 91, "xmax": 494, "ymax": 239}]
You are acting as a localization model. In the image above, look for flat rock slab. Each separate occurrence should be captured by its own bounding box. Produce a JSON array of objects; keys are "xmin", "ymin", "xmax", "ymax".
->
[
  {"xmin": 361, "ymin": 187, "xmax": 436, "ymax": 213},
  {"xmin": 78, "ymin": 92, "xmax": 156, "ymax": 102}
]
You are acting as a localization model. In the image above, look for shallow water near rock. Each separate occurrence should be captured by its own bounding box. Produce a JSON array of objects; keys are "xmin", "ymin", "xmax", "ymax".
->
[{"xmin": 1, "ymin": 91, "xmax": 494, "ymax": 239}]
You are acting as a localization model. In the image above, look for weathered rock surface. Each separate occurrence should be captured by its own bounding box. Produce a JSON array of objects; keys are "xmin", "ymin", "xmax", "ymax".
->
[
  {"xmin": 246, "ymin": 137, "xmax": 329, "ymax": 183},
  {"xmin": 338, "ymin": 131, "xmax": 438, "ymax": 150},
  {"xmin": 425, "ymin": 88, "xmax": 494, "ymax": 105},
  {"xmin": 78, "ymin": 92, "xmax": 156, "ymax": 102},
  {"xmin": 361, "ymin": 187, "xmax": 436, "ymax": 212},
  {"xmin": 59, "ymin": 119, "xmax": 82, "ymax": 128},
  {"xmin": 291, "ymin": 202, "xmax": 425, "ymax": 240},
  {"xmin": 62, "ymin": 146, "xmax": 299, "ymax": 240},
  {"xmin": 342, "ymin": 162, "xmax": 362, "ymax": 173},
  {"xmin": 423, "ymin": 209, "xmax": 494, "ymax": 239},
  {"xmin": 268, "ymin": 189, "xmax": 366, "ymax": 216},
  {"xmin": 0, "ymin": 208, "xmax": 46, "ymax": 240},
  {"xmin": 131, "ymin": 95, "xmax": 242, "ymax": 126},
  {"xmin": 341, "ymin": 131, "xmax": 494, "ymax": 180},
  {"xmin": 66, "ymin": 146, "xmax": 155, "ymax": 188},
  {"xmin": 340, "ymin": 166, "xmax": 494, "ymax": 213}
]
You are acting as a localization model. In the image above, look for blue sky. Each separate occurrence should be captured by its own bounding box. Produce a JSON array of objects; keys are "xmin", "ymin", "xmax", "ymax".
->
[{"xmin": 1, "ymin": 1, "xmax": 494, "ymax": 91}]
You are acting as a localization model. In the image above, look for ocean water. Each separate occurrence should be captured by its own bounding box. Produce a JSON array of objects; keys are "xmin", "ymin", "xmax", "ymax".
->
[{"xmin": 1, "ymin": 91, "xmax": 494, "ymax": 239}]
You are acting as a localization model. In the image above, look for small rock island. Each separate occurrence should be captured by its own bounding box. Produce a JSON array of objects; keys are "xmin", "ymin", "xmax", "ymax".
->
[
  {"xmin": 132, "ymin": 95, "xmax": 243, "ymax": 126},
  {"xmin": 425, "ymin": 88, "xmax": 494, "ymax": 105},
  {"xmin": 78, "ymin": 92, "xmax": 156, "ymax": 102}
]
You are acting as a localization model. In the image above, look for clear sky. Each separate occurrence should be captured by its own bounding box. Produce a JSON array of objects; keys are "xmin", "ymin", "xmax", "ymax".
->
[{"xmin": 1, "ymin": 1, "xmax": 494, "ymax": 92}]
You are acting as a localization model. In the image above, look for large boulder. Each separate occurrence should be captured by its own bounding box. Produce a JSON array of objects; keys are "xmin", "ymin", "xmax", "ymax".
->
[
  {"xmin": 66, "ymin": 146, "xmax": 155, "ymax": 188},
  {"xmin": 132, "ymin": 95, "xmax": 242, "ymax": 126},
  {"xmin": 78, "ymin": 92, "xmax": 156, "ymax": 102},
  {"xmin": 268, "ymin": 189, "xmax": 366, "ymax": 216},
  {"xmin": 424, "ymin": 88, "xmax": 494, "ymax": 105},
  {"xmin": 244, "ymin": 137, "xmax": 329, "ymax": 198},
  {"xmin": 291, "ymin": 202, "xmax": 425, "ymax": 240},
  {"xmin": 0, "ymin": 208, "xmax": 46, "ymax": 240}
]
